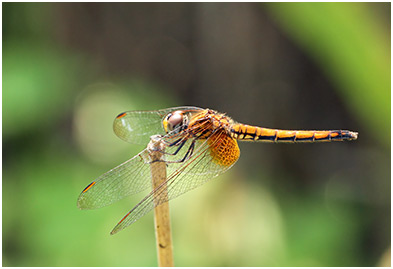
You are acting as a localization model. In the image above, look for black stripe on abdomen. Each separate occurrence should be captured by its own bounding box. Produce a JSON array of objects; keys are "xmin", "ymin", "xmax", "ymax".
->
[
  {"xmin": 276, "ymin": 136, "xmax": 295, "ymax": 142},
  {"xmin": 294, "ymin": 137, "xmax": 315, "ymax": 142},
  {"xmin": 257, "ymin": 135, "xmax": 276, "ymax": 141}
]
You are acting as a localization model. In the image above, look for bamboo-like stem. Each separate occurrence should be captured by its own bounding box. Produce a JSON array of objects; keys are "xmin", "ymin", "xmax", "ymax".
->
[{"xmin": 148, "ymin": 135, "xmax": 174, "ymax": 267}]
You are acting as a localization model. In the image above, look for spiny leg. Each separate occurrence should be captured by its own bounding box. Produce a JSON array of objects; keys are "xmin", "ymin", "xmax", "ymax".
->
[{"xmin": 164, "ymin": 139, "xmax": 196, "ymax": 164}]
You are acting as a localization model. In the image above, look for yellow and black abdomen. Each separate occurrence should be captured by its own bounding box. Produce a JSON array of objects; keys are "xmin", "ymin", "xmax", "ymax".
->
[{"xmin": 230, "ymin": 124, "xmax": 358, "ymax": 143}]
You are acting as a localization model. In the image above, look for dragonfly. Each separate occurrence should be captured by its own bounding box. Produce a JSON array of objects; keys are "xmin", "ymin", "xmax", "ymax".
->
[{"xmin": 77, "ymin": 106, "xmax": 358, "ymax": 234}]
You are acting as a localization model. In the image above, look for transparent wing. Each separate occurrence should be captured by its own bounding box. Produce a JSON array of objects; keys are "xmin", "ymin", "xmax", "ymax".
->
[
  {"xmin": 77, "ymin": 123, "xmax": 210, "ymax": 210},
  {"xmin": 110, "ymin": 131, "xmax": 238, "ymax": 234},
  {"xmin": 113, "ymin": 106, "xmax": 203, "ymax": 145},
  {"xmin": 77, "ymin": 148, "xmax": 152, "ymax": 210}
]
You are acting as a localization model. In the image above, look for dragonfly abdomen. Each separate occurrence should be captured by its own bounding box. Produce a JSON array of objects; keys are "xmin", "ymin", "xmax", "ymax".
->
[{"xmin": 230, "ymin": 124, "xmax": 358, "ymax": 143}]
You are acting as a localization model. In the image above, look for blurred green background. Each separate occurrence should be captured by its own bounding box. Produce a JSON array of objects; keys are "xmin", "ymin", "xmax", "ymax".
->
[{"xmin": 3, "ymin": 2, "xmax": 390, "ymax": 267}]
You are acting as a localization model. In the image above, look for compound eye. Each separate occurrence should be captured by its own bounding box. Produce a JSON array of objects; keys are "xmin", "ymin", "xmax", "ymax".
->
[{"xmin": 164, "ymin": 111, "xmax": 184, "ymax": 132}]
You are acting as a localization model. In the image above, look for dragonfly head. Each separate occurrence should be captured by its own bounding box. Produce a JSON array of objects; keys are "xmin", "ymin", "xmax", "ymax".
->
[{"xmin": 163, "ymin": 110, "xmax": 188, "ymax": 134}]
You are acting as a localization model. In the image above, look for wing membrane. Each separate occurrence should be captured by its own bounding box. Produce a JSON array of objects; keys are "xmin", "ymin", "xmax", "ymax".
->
[
  {"xmin": 77, "ymin": 125, "xmax": 208, "ymax": 210},
  {"xmin": 77, "ymin": 149, "xmax": 151, "ymax": 209},
  {"xmin": 113, "ymin": 106, "xmax": 203, "ymax": 145}
]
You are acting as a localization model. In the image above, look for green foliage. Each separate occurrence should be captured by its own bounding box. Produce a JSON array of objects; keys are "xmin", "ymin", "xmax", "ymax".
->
[{"xmin": 3, "ymin": 44, "xmax": 80, "ymax": 137}]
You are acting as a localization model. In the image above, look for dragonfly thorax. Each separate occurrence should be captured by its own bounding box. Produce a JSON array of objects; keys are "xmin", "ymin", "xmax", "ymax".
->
[{"xmin": 184, "ymin": 109, "xmax": 232, "ymax": 139}]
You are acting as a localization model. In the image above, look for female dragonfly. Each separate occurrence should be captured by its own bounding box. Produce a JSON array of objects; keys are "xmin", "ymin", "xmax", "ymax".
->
[{"xmin": 77, "ymin": 106, "xmax": 358, "ymax": 234}]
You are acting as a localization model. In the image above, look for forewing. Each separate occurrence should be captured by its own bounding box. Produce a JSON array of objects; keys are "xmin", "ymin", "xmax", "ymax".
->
[
  {"xmin": 77, "ymin": 148, "xmax": 153, "ymax": 210},
  {"xmin": 110, "ymin": 132, "xmax": 237, "ymax": 234},
  {"xmin": 113, "ymin": 106, "xmax": 203, "ymax": 145}
]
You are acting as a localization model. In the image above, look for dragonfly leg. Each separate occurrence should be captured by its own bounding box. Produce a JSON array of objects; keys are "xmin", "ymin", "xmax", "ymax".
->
[
  {"xmin": 165, "ymin": 139, "xmax": 188, "ymax": 156},
  {"xmin": 164, "ymin": 139, "xmax": 196, "ymax": 164},
  {"xmin": 154, "ymin": 138, "xmax": 187, "ymax": 157},
  {"xmin": 168, "ymin": 137, "xmax": 184, "ymax": 147},
  {"xmin": 147, "ymin": 137, "xmax": 194, "ymax": 164}
]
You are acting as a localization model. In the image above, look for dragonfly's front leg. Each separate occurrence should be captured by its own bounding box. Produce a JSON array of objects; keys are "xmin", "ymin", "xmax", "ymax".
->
[
  {"xmin": 148, "ymin": 136, "xmax": 193, "ymax": 163},
  {"xmin": 164, "ymin": 139, "xmax": 188, "ymax": 156},
  {"xmin": 160, "ymin": 138, "xmax": 196, "ymax": 164}
]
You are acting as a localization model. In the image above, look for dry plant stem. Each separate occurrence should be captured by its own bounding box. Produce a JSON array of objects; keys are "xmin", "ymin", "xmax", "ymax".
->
[{"xmin": 148, "ymin": 135, "xmax": 174, "ymax": 267}]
